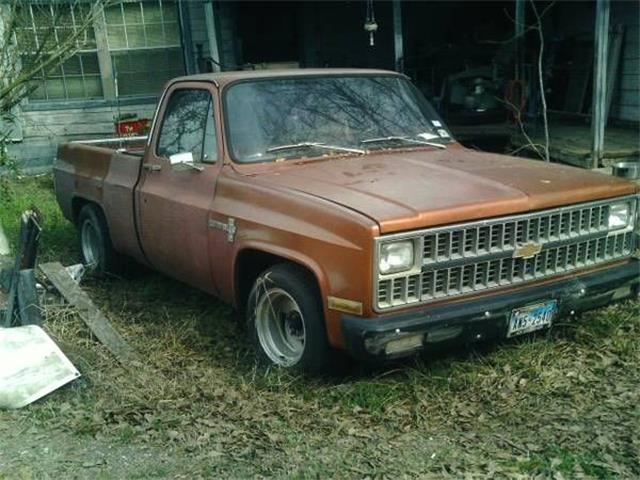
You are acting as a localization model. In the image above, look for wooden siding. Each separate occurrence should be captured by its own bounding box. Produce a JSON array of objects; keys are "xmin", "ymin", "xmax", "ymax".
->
[
  {"xmin": 8, "ymin": 101, "xmax": 156, "ymax": 170},
  {"xmin": 216, "ymin": 1, "xmax": 238, "ymax": 69},
  {"xmin": 610, "ymin": 1, "xmax": 639, "ymax": 122},
  {"xmin": 186, "ymin": 1, "xmax": 212, "ymax": 71},
  {"xmin": 6, "ymin": 1, "xmax": 211, "ymax": 170},
  {"xmin": 551, "ymin": 1, "xmax": 639, "ymax": 122}
]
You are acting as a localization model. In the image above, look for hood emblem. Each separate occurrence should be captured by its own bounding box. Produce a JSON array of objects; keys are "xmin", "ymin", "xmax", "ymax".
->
[{"xmin": 514, "ymin": 242, "xmax": 542, "ymax": 259}]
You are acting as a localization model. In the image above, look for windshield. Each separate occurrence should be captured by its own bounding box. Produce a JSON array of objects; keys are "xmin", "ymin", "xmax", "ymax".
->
[{"xmin": 225, "ymin": 75, "xmax": 451, "ymax": 163}]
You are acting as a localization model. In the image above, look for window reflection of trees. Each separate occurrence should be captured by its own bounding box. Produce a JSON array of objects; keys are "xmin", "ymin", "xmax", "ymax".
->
[
  {"xmin": 226, "ymin": 76, "xmax": 440, "ymax": 162},
  {"xmin": 157, "ymin": 90, "xmax": 211, "ymax": 162}
]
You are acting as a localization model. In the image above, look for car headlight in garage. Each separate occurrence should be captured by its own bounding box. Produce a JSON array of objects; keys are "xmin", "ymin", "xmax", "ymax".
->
[
  {"xmin": 379, "ymin": 240, "xmax": 415, "ymax": 274},
  {"xmin": 608, "ymin": 202, "xmax": 632, "ymax": 230}
]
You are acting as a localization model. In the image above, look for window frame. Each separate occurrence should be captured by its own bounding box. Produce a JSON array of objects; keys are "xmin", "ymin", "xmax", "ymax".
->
[
  {"xmin": 154, "ymin": 85, "xmax": 219, "ymax": 165},
  {"xmin": 104, "ymin": 0, "xmax": 184, "ymax": 98},
  {"xmin": 19, "ymin": 0, "xmax": 187, "ymax": 107},
  {"xmin": 17, "ymin": 3, "xmax": 102, "ymax": 102}
]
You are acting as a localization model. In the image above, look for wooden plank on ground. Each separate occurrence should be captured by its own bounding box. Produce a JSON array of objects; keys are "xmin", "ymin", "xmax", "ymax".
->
[{"xmin": 39, "ymin": 262, "xmax": 139, "ymax": 366}]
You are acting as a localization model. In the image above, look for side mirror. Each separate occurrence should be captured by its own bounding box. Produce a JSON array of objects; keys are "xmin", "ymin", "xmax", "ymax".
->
[{"xmin": 169, "ymin": 152, "xmax": 203, "ymax": 172}]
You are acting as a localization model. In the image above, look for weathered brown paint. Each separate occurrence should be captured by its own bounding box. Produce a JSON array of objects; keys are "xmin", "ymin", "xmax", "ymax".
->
[
  {"xmin": 136, "ymin": 81, "xmax": 224, "ymax": 293},
  {"xmin": 54, "ymin": 69, "xmax": 640, "ymax": 350}
]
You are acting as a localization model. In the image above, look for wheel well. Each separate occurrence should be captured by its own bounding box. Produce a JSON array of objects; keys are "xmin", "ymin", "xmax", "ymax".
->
[
  {"xmin": 235, "ymin": 249, "xmax": 320, "ymax": 311},
  {"xmin": 71, "ymin": 197, "xmax": 92, "ymax": 224}
]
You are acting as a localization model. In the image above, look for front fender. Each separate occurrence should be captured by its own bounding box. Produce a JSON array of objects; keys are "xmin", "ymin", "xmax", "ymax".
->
[{"xmin": 212, "ymin": 170, "xmax": 379, "ymax": 348}]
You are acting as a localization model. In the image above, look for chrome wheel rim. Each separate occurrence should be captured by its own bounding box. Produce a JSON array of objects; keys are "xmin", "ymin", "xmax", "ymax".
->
[
  {"xmin": 80, "ymin": 219, "xmax": 100, "ymax": 267},
  {"xmin": 255, "ymin": 287, "xmax": 306, "ymax": 366}
]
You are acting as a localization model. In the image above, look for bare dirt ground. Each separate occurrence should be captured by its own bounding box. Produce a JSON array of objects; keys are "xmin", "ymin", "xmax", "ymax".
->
[{"xmin": 1, "ymin": 177, "xmax": 639, "ymax": 479}]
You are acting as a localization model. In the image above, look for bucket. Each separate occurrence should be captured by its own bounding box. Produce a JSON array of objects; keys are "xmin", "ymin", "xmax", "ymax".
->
[{"xmin": 612, "ymin": 162, "xmax": 640, "ymax": 180}]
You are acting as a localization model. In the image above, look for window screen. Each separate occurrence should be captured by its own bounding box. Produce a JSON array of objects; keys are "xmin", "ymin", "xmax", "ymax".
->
[
  {"xmin": 157, "ymin": 90, "xmax": 216, "ymax": 163},
  {"xmin": 17, "ymin": 4, "xmax": 102, "ymax": 101},
  {"xmin": 105, "ymin": 1, "xmax": 184, "ymax": 96}
]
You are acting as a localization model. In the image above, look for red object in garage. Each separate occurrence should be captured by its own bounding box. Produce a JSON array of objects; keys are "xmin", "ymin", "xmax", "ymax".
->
[{"xmin": 115, "ymin": 118, "xmax": 151, "ymax": 136}]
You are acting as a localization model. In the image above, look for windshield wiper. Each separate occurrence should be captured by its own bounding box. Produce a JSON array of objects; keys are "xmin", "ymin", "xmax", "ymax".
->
[
  {"xmin": 266, "ymin": 142, "xmax": 365, "ymax": 155},
  {"xmin": 360, "ymin": 136, "xmax": 447, "ymax": 150}
]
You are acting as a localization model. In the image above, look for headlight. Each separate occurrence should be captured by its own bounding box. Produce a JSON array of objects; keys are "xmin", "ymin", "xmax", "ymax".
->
[
  {"xmin": 379, "ymin": 241, "xmax": 414, "ymax": 274},
  {"xmin": 608, "ymin": 202, "xmax": 631, "ymax": 229}
]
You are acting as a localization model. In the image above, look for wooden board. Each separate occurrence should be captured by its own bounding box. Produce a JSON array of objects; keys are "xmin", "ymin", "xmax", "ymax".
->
[{"xmin": 39, "ymin": 262, "xmax": 139, "ymax": 366}]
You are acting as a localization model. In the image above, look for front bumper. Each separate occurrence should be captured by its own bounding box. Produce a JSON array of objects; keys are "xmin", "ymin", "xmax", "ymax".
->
[{"xmin": 342, "ymin": 259, "xmax": 640, "ymax": 360}]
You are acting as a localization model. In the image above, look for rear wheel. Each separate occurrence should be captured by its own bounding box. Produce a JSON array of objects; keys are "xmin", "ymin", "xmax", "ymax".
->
[
  {"xmin": 247, "ymin": 263, "xmax": 333, "ymax": 373},
  {"xmin": 77, "ymin": 204, "xmax": 122, "ymax": 275}
]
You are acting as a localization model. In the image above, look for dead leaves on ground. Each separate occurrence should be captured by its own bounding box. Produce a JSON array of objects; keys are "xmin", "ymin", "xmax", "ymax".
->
[{"xmin": 11, "ymin": 284, "xmax": 640, "ymax": 478}]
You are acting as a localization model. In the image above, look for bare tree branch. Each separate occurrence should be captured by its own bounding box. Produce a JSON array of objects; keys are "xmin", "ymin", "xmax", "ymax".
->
[
  {"xmin": 530, "ymin": 0, "xmax": 551, "ymax": 162},
  {"xmin": 1, "ymin": 1, "xmax": 114, "ymax": 112}
]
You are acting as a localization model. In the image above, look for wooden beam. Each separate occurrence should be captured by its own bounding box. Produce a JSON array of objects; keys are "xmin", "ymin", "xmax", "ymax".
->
[
  {"xmin": 39, "ymin": 262, "xmax": 139, "ymax": 366},
  {"xmin": 92, "ymin": 5, "xmax": 116, "ymax": 101},
  {"xmin": 605, "ymin": 24, "xmax": 625, "ymax": 124}
]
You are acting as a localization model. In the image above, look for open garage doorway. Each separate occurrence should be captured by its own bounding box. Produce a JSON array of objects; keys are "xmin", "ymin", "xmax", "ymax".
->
[{"xmin": 234, "ymin": 1, "xmax": 395, "ymax": 70}]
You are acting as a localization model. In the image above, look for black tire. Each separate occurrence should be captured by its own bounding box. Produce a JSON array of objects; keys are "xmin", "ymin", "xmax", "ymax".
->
[
  {"xmin": 246, "ymin": 263, "xmax": 334, "ymax": 374},
  {"xmin": 77, "ymin": 203, "xmax": 123, "ymax": 275}
]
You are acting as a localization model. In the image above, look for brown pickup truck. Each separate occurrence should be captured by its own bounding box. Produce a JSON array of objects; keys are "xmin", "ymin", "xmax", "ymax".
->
[{"xmin": 55, "ymin": 69, "xmax": 639, "ymax": 373}]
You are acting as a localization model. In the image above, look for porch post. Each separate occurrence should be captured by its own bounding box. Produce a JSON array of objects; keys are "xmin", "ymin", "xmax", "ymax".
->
[
  {"xmin": 178, "ymin": 0, "xmax": 196, "ymax": 74},
  {"xmin": 514, "ymin": 0, "xmax": 525, "ymax": 81},
  {"xmin": 92, "ymin": 5, "xmax": 116, "ymax": 101},
  {"xmin": 591, "ymin": 0, "xmax": 610, "ymax": 169},
  {"xmin": 204, "ymin": 1, "xmax": 221, "ymax": 72}
]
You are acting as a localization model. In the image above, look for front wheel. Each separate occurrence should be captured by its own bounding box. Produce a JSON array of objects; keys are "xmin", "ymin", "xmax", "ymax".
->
[{"xmin": 247, "ymin": 263, "xmax": 333, "ymax": 374}]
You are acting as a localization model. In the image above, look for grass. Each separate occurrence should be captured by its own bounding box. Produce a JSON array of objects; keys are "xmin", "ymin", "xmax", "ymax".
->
[
  {"xmin": 0, "ymin": 175, "xmax": 77, "ymax": 262},
  {"xmin": 1, "ymin": 176, "xmax": 639, "ymax": 478}
]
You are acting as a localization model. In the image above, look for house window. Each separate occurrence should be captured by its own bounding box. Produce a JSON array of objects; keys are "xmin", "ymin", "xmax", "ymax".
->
[
  {"xmin": 18, "ymin": 4, "xmax": 103, "ymax": 101},
  {"xmin": 104, "ymin": 1, "xmax": 184, "ymax": 96}
]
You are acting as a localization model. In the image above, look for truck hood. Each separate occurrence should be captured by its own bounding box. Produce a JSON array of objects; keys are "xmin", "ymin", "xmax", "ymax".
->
[{"xmin": 249, "ymin": 148, "xmax": 637, "ymax": 233}]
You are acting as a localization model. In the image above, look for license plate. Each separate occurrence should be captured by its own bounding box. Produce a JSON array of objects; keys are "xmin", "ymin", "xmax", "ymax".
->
[{"xmin": 507, "ymin": 300, "xmax": 557, "ymax": 338}]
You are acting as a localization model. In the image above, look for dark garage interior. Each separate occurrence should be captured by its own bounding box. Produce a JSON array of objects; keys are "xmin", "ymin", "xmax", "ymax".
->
[{"xmin": 212, "ymin": 0, "xmax": 638, "ymax": 169}]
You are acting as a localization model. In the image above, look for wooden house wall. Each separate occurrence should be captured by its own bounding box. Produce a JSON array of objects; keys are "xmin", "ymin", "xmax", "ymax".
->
[{"xmin": 610, "ymin": 1, "xmax": 639, "ymax": 122}]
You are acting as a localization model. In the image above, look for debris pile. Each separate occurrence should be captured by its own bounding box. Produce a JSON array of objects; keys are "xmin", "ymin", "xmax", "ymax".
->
[
  {"xmin": 2, "ymin": 209, "xmax": 43, "ymax": 327},
  {"xmin": 0, "ymin": 210, "xmax": 137, "ymax": 409}
]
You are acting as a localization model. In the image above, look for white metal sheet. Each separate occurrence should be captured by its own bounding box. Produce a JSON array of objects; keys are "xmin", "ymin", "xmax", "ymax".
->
[{"xmin": 0, "ymin": 325, "xmax": 80, "ymax": 409}]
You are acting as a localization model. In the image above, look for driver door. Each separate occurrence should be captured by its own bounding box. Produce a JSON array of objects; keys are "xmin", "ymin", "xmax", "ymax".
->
[{"xmin": 136, "ymin": 82, "xmax": 222, "ymax": 293}]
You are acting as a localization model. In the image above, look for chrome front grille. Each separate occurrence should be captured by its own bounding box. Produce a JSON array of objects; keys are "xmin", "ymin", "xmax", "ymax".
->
[
  {"xmin": 375, "ymin": 197, "xmax": 638, "ymax": 310},
  {"xmin": 422, "ymin": 203, "xmax": 610, "ymax": 263}
]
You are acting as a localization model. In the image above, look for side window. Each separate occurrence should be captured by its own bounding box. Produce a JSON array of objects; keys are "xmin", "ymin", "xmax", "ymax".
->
[
  {"xmin": 156, "ymin": 89, "xmax": 217, "ymax": 163},
  {"xmin": 202, "ymin": 100, "xmax": 217, "ymax": 163}
]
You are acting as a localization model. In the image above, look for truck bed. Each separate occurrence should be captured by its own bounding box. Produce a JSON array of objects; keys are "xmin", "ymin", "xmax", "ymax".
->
[{"xmin": 54, "ymin": 137, "xmax": 148, "ymax": 263}]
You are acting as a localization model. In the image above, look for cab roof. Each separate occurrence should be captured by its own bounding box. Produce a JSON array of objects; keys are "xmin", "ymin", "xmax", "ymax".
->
[{"xmin": 171, "ymin": 68, "xmax": 404, "ymax": 88}]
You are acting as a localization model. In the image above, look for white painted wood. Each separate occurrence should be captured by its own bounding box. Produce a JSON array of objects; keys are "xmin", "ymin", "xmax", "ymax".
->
[
  {"xmin": 93, "ymin": 4, "xmax": 116, "ymax": 100},
  {"xmin": 610, "ymin": 0, "xmax": 639, "ymax": 121}
]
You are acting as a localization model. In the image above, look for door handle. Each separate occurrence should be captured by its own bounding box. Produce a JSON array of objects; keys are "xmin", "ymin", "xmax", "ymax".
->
[{"xmin": 142, "ymin": 163, "xmax": 162, "ymax": 172}]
